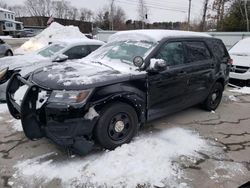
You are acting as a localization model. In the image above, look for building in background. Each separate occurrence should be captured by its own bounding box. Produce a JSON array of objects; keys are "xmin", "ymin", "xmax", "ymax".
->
[{"xmin": 0, "ymin": 7, "xmax": 23, "ymax": 37}]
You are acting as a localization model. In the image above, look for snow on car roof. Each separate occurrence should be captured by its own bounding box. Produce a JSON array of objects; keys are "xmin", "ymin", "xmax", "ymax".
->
[
  {"xmin": 52, "ymin": 38, "xmax": 105, "ymax": 46},
  {"xmin": 109, "ymin": 29, "xmax": 211, "ymax": 43}
]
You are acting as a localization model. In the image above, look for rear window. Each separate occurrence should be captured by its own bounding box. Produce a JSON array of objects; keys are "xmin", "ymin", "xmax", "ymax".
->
[
  {"xmin": 184, "ymin": 41, "xmax": 211, "ymax": 62},
  {"xmin": 206, "ymin": 39, "xmax": 229, "ymax": 60}
]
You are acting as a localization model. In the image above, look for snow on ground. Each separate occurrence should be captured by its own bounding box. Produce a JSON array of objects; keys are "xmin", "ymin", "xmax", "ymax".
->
[
  {"xmin": 15, "ymin": 22, "xmax": 87, "ymax": 54},
  {"xmin": 0, "ymin": 103, "xmax": 23, "ymax": 131},
  {"xmin": 229, "ymin": 87, "xmax": 250, "ymax": 94},
  {"xmin": 0, "ymin": 35, "xmax": 13, "ymax": 39},
  {"xmin": 13, "ymin": 128, "xmax": 208, "ymax": 188}
]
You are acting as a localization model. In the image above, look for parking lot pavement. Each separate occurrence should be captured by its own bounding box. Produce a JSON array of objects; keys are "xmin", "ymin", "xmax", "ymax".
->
[{"xmin": 0, "ymin": 89, "xmax": 250, "ymax": 188}]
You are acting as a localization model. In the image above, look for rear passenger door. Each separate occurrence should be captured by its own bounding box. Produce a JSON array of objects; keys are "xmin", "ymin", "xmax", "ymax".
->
[{"xmin": 183, "ymin": 40, "xmax": 214, "ymax": 106}]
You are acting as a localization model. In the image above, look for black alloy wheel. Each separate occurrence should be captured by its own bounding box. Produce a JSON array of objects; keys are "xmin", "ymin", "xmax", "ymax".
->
[
  {"xmin": 94, "ymin": 102, "xmax": 139, "ymax": 150},
  {"xmin": 202, "ymin": 82, "xmax": 224, "ymax": 111}
]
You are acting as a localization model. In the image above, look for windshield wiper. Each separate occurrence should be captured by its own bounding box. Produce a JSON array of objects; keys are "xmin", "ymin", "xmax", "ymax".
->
[{"xmin": 91, "ymin": 61, "xmax": 115, "ymax": 71}]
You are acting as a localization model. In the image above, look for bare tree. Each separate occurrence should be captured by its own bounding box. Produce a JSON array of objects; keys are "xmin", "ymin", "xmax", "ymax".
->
[
  {"xmin": 80, "ymin": 8, "xmax": 93, "ymax": 22},
  {"xmin": 200, "ymin": 0, "xmax": 209, "ymax": 31},
  {"xmin": 113, "ymin": 6, "xmax": 126, "ymax": 30},
  {"xmin": 138, "ymin": 0, "xmax": 148, "ymax": 29},
  {"xmin": 0, "ymin": 0, "xmax": 8, "ymax": 9},
  {"xmin": 25, "ymin": 0, "xmax": 52, "ymax": 17},
  {"xmin": 10, "ymin": 5, "xmax": 29, "ymax": 17},
  {"xmin": 51, "ymin": 0, "xmax": 72, "ymax": 19}
]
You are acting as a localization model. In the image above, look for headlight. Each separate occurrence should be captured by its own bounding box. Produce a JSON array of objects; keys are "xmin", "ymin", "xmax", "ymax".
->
[
  {"xmin": 48, "ymin": 90, "xmax": 92, "ymax": 104},
  {"xmin": 0, "ymin": 67, "xmax": 8, "ymax": 81}
]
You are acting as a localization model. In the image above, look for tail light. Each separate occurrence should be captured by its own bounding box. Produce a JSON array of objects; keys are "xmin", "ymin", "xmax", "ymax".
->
[{"xmin": 228, "ymin": 58, "xmax": 233, "ymax": 65}]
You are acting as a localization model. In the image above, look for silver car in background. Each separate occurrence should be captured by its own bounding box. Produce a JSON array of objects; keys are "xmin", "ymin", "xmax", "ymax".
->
[{"xmin": 0, "ymin": 39, "xmax": 13, "ymax": 57}]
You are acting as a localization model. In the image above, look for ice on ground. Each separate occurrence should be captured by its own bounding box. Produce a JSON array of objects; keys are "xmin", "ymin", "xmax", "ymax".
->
[
  {"xmin": 15, "ymin": 22, "xmax": 87, "ymax": 54},
  {"xmin": 14, "ymin": 128, "xmax": 208, "ymax": 188},
  {"xmin": 229, "ymin": 87, "xmax": 250, "ymax": 94},
  {"xmin": 228, "ymin": 95, "xmax": 239, "ymax": 102}
]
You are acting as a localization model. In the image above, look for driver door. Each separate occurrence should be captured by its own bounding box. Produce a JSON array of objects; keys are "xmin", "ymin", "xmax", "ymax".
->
[{"xmin": 147, "ymin": 41, "xmax": 189, "ymax": 121}]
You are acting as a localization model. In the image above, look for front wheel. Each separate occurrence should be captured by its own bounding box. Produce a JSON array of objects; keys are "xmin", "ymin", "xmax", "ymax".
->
[
  {"xmin": 5, "ymin": 50, "xmax": 13, "ymax": 56},
  {"xmin": 94, "ymin": 102, "xmax": 139, "ymax": 150},
  {"xmin": 202, "ymin": 82, "xmax": 224, "ymax": 111}
]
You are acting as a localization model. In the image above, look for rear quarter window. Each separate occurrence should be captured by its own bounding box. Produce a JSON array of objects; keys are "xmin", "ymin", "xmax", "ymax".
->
[
  {"xmin": 184, "ymin": 41, "xmax": 211, "ymax": 63},
  {"xmin": 206, "ymin": 39, "xmax": 229, "ymax": 60}
]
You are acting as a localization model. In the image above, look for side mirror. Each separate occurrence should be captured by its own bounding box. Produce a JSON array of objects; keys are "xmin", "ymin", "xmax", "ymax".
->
[
  {"xmin": 53, "ymin": 54, "xmax": 68, "ymax": 62},
  {"xmin": 133, "ymin": 56, "xmax": 144, "ymax": 68},
  {"xmin": 149, "ymin": 59, "xmax": 168, "ymax": 72}
]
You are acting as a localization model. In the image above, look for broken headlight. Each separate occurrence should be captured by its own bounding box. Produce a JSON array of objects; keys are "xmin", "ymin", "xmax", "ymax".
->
[{"xmin": 48, "ymin": 90, "xmax": 92, "ymax": 104}]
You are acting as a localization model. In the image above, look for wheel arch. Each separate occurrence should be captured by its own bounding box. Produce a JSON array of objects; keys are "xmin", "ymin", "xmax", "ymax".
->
[{"xmin": 91, "ymin": 83, "xmax": 147, "ymax": 125}]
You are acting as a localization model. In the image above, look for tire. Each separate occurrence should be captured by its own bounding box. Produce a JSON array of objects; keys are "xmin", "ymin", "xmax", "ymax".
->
[
  {"xmin": 202, "ymin": 82, "xmax": 224, "ymax": 111},
  {"xmin": 5, "ymin": 50, "xmax": 13, "ymax": 56},
  {"xmin": 94, "ymin": 102, "xmax": 139, "ymax": 150}
]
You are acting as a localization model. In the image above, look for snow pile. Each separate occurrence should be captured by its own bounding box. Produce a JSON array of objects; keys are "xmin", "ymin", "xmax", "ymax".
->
[
  {"xmin": 14, "ymin": 128, "xmax": 208, "ymax": 187},
  {"xmin": 230, "ymin": 87, "xmax": 250, "ymax": 94},
  {"xmin": 15, "ymin": 22, "xmax": 87, "ymax": 54}
]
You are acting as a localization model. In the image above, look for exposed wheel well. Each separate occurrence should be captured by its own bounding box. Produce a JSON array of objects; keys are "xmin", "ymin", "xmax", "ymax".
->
[
  {"xmin": 216, "ymin": 78, "xmax": 225, "ymax": 88},
  {"xmin": 95, "ymin": 98, "xmax": 145, "ymax": 125}
]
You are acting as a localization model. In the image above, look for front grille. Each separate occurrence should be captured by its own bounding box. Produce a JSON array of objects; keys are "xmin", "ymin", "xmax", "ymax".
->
[{"xmin": 231, "ymin": 65, "xmax": 249, "ymax": 74}]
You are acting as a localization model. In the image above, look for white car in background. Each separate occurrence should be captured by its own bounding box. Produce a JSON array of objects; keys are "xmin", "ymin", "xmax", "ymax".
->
[
  {"xmin": 0, "ymin": 38, "xmax": 104, "ymax": 100},
  {"xmin": 229, "ymin": 37, "xmax": 250, "ymax": 85}
]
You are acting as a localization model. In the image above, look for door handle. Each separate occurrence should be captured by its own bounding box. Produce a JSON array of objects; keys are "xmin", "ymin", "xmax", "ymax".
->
[
  {"xmin": 211, "ymin": 63, "xmax": 216, "ymax": 68},
  {"xmin": 177, "ymin": 71, "xmax": 187, "ymax": 76}
]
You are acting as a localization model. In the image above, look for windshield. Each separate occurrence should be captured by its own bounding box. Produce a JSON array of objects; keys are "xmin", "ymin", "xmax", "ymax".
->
[
  {"xmin": 38, "ymin": 44, "xmax": 65, "ymax": 57},
  {"xmin": 89, "ymin": 40, "xmax": 157, "ymax": 64}
]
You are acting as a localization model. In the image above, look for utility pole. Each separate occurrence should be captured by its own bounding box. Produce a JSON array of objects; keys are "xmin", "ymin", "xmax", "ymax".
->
[
  {"xmin": 110, "ymin": 0, "xmax": 115, "ymax": 30},
  {"xmin": 188, "ymin": 0, "xmax": 191, "ymax": 31},
  {"xmin": 244, "ymin": 0, "xmax": 249, "ymax": 32},
  {"xmin": 201, "ymin": 0, "xmax": 209, "ymax": 31}
]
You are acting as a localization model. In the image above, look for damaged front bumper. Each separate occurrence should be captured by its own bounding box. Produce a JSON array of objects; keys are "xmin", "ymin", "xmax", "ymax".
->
[{"xmin": 6, "ymin": 73, "xmax": 98, "ymax": 155}]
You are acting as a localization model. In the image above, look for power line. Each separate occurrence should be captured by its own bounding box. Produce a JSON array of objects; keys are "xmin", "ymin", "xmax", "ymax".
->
[{"xmin": 116, "ymin": 0, "xmax": 187, "ymax": 13}]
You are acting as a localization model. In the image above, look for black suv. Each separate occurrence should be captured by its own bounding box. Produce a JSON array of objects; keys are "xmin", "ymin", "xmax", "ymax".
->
[{"xmin": 4, "ymin": 30, "xmax": 231, "ymax": 155}]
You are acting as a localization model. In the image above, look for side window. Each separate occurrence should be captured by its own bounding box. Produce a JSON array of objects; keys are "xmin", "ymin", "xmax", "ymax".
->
[
  {"xmin": 89, "ymin": 45, "xmax": 101, "ymax": 52},
  {"xmin": 155, "ymin": 42, "xmax": 185, "ymax": 66},
  {"xmin": 64, "ymin": 45, "xmax": 90, "ymax": 60},
  {"xmin": 185, "ymin": 41, "xmax": 211, "ymax": 62},
  {"xmin": 207, "ymin": 39, "xmax": 229, "ymax": 60}
]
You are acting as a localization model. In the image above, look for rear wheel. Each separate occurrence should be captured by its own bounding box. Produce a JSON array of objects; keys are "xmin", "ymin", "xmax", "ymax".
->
[
  {"xmin": 5, "ymin": 50, "xmax": 13, "ymax": 56},
  {"xmin": 94, "ymin": 102, "xmax": 139, "ymax": 150},
  {"xmin": 202, "ymin": 82, "xmax": 224, "ymax": 111}
]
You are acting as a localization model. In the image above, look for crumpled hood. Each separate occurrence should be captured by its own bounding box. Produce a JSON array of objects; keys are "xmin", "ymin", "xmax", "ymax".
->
[
  {"xmin": 0, "ymin": 53, "xmax": 51, "ymax": 76},
  {"xmin": 230, "ymin": 54, "xmax": 250, "ymax": 67},
  {"xmin": 30, "ymin": 59, "xmax": 145, "ymax": 90}
]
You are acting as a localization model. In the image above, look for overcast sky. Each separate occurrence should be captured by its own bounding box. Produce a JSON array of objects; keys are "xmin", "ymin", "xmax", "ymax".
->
[{"xmin": 6, "ymin": 0, "xmax": 204, "ymax": 22}]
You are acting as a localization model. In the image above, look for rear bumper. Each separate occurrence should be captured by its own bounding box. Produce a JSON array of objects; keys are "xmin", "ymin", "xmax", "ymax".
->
[{"xmin": 6, "ymin": 73, "xmax": 97, "ymax": 155}]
